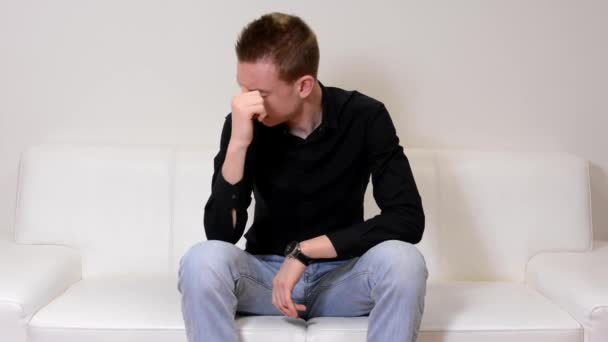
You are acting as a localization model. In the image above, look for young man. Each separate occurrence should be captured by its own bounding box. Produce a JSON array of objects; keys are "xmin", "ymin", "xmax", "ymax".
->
[{"xmin": 178, "ymin": 12, "xmax": 427, "ymax": 342}]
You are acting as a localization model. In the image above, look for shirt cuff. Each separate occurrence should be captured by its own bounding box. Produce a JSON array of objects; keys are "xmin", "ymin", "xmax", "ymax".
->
[
  {"xmin": 326, "ymin": 228, "xmax": 358, "ymax": 258},
  {"xmin": 212, "ymin": 171, "xmax": 248, "ymax": 209}
]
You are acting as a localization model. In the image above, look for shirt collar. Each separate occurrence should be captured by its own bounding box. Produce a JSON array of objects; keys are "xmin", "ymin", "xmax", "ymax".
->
[
  {"xmin": 318, "ymin": 80, "xmax": 338, "ymax": 130},
  {"xmin": 273, "ymin": 80, "xmax": 337, "ymax": 138}
]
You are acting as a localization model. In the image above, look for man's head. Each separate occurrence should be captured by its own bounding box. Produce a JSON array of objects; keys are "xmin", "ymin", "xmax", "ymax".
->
[{"xmin": 235, "ymin": 12, "xmax": 320, "ymax": 126}]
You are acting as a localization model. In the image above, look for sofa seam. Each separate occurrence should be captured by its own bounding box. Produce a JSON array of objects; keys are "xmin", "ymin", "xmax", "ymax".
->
[
  {"xmin": 584, "ymin": 160, "xmax": 594, "ymax": 248},
  {"xmin": 13, "ymin": 146, "xmax": 27, "ymax": 243},
  {"xmin": 590, "ymin": 305, "xmax": 608, "ymax": 320},
  {"xmin": 309, "ymin": 327, "xmax": 582, "ymax": 333},
  {"xmin": 433, "ymin": 150, "xmax": 443, "ymax": 278},
  {"xmin": 524, "ymin": 245, "xmax": 593, "ymax": 285},
  {"xmin": 28, "ymin": 325, "xmax": 583, "ymax": 333},
  {"xmin": 28, "ymin": 325, "xmax": 301, "ymax": 332},
  {"xmin": 167, "ymin": 147, "xmax": 177, "ymax": 275},
  {"xmin": 523, "ymin": 158, "xmax": 594, "ymax": 284},
  {"xmin": 0, "ymin": 299, "xmax": 26, "ymax": 318},
  {"xmin": 522, "ymin": 278, "xmax": 589, "ymax": 330},
  {"xmin": 420, "ymin": 327, "xmax": 583, "ymax": 333}
]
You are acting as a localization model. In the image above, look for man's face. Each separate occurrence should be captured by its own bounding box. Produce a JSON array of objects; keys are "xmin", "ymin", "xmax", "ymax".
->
[{"xmin": 236, "ymin": 61, "xmax": 302, "ymax": 127}]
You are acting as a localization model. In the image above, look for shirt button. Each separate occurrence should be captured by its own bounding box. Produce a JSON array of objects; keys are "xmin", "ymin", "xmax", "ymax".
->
[{"xmin": 231, "ymin": 194, "xmax": 238, "ymax": 199}]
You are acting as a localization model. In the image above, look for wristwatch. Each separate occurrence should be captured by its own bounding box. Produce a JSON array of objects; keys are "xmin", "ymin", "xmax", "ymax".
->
[{"xmin": 284, "ymin": 241, "xmax": 313, "ymax": 266}]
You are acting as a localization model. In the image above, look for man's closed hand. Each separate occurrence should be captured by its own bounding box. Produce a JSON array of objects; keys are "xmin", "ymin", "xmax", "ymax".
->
[{"xmin": 272, "ymin": 257, "xmax": 307, "ymax": 318}]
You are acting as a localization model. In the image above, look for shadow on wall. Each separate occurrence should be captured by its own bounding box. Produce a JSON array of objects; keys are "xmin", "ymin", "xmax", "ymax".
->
[{"xmin": 590, "ymin": 163, "xmax": 608, "ymax": 241}]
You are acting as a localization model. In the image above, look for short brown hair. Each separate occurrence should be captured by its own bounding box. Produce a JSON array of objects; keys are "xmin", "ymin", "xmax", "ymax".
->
[{"xmin": 235, "ymin": 12, "xmax": 320, "ymax": 82}]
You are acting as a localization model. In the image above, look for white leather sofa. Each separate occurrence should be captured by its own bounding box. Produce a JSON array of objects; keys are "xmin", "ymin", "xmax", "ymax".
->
[{"xmin": 1, "ymin": 143, "xmax": 606, "ymax": 342}]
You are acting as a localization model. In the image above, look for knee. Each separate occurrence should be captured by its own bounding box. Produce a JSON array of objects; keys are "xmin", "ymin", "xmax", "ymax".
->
[
  {"xmin": 178, "ymin": 240, "xmax": 238, "ymax": 287},
  {"xmin": 365, "ymin": 240, "xmax": 428, "ymax": 287}
]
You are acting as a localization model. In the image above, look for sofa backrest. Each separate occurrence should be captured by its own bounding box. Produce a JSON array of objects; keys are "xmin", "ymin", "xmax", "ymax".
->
[
  {"xmin": 14, "ymin": 144, "xmax": 174, "ymax": 278},
  {"xmin": 169, "ymin": 147, "xmax": 593, "ymax": 282},
  {"xmin": 14, "ymin": 144, "xmax": 593, "ymax": 281},
  {"xmin": 433, "ymin": 150, "xmax": 592, "ymax": 281}
]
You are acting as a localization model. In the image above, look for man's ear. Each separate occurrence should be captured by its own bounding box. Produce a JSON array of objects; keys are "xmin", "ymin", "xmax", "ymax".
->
[{"xmin": 296, "ymin": 75, "xmax": 315, "ymax": 98}]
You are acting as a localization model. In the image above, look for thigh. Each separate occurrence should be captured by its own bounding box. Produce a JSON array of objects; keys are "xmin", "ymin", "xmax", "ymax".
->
[
  {"xmin": 305, "ymin": 240, "xmax": 427, "ymax": 319},
  {"xmin": 233, "ymin": 253, "xmax": 309, "ymax": 317},
  {"xmin": 305, "ymin": 258, "xmax": 375, "ymax": 319},
  {"xmin": 179, "ymin": 240, "xmax": 287, "ymax": 316},
  {"xmin": 234, "ymin": 254, "xmax": 286, "ymax": 316}
]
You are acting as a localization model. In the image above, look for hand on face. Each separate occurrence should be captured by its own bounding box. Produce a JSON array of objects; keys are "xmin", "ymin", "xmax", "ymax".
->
[
  {"xmin": 272, "ymin": 257, "xmax": 307, "ymax": 318},
  {"xmin": 229, "ymin": 88, "xmax": 268, "ymax": 148}
]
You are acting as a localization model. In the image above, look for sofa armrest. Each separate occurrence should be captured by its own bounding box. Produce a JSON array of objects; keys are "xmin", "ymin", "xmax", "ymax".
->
[
  {"xmin": 525, "ymin": 239, "xmax": 608, "ymax": 342},
  {"xmin": 0, "ymin": 238, "xmax": 81, "ymax": 342}
]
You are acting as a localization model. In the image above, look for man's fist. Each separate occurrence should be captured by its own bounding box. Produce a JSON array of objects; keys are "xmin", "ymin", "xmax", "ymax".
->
[{"xmin": 229, "ymin": 89, "xmax": 268, "ymax": 148}]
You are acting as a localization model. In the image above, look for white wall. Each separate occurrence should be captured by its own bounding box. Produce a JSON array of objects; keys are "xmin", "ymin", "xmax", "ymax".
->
[{"xmin": 1, "ymin": 0, "xmax": 606, "ymax": 240}]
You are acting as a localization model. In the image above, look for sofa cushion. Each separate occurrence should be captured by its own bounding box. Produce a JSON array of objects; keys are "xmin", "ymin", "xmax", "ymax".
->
[
  {"xmin": 0, "ymin": 240, "xmax": 81, "ymax": 342},
  {"xmin": 28, "ymin": 278, "xmax": 581, "ymax": 342},
  {"xmin": 28, "ymin": 275, "xmax": 306, "ymax": 342},
  {"xmin": 306, "ymin": 281, "xmax": 582, "ymax": 342},
  {"xmin": 14, "ymin": 144, "xmax": 174, "ymax": 278},
  {"xmin": 526, "ymin": 240, "xmax": 608, "ymax": 341},
  {"xmin": 436, "ymin": 150, "xmax": 592, "ymax": 282}
]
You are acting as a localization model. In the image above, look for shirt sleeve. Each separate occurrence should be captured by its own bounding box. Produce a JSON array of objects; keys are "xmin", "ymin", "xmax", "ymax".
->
[
  {"xmin": 203, "ymin": 114, "xmax": 254, "ymax": 244},
  {"xmin": 325, "ymin": 104, "xmax": 425, "ymax": 257}
]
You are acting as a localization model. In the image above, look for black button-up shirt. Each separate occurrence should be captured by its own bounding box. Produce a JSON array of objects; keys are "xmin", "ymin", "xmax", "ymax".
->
[{"xmin": 203, "ymin": 81, "xmax": 424, "ymax": 260}]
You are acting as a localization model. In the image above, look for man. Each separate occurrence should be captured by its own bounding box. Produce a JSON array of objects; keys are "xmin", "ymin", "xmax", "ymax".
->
[{"xmin": 178, "ymin": 12, "xmax": 427, "ymax": 342}]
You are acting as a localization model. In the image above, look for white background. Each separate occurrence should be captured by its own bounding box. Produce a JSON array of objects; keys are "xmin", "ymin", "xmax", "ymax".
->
[{"xmin": 1, "ymin": 0, "xmax": 606, "ymax": 240}]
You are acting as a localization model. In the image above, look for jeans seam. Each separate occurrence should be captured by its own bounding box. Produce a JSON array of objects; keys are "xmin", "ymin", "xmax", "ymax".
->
[
  {"xmin": 307, "ymin": 270, "xmax": 370, "ymax": 304},
  {"xmin": 239, "ymin": 274, "xmax": 273, "ymax": 291},
  {"xmin": 316, "ymin": 271, "xmax": 370, "ymax": 290},
  {"xmin": 305, "ymin": 271, "xmax": 370, "ymax": 320}
]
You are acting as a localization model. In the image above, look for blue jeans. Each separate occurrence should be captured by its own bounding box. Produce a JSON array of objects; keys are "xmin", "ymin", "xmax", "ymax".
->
[{"xmin": 178, "ymin": 239, "xmax": 428, "ymax": 342}]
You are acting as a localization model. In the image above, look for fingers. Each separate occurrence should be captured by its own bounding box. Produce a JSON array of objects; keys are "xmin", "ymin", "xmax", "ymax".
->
[
  {"xmin": 248, "ymin": 104, "xmax": 266, "ymax": 123},
  {"xmin": 272, "ymin": 279, "xmax": 287, "ymax": 316},
  {"xmin": 271, "ymin": 260, "xmax": 308, "ymax": 318},
  {"xmin": 276, "ymin": 286, "xmax": 289, "ymax": 316},
  {"xmin": 277, "ymin": 286, "xmax": 296, "ymax": 318},
  {"xmin": 242, "ymin": 94, "xmax": 264, "ymax": 108},
  {"xmin": 236, "ymin": 93, "xmax": 266, "ymax": 122},
  {"xmin": 272, "ymin": 286, "xmax": 281, "ymax": 315},
  {"xmin": 255, "ymin": 109, "xmax": 268, "ymax": 122},
  {"xmin": 272, "ymin": 281, "xmax": 300, "ymax": 318},
  {"xmin": 233, "ymin": 91, "xmax": 263, "ymax": 108},
  {"xmin": 281, "ymin": 287, "xmax": 298, "ymax": 318},
  {"xmin": 242, "ymin": 90, "xmax": 263, "ymax": 101}
]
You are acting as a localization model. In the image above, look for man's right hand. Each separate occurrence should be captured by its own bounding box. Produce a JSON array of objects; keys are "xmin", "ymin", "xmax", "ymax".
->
[{"xmin": 229, "ymin": 88, "xmax": 268, "ymax": 149}]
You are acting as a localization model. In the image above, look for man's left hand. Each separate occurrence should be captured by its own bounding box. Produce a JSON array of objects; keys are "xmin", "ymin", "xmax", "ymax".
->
[{"xmin": 272, "ymin": 257, "xmax": 307, "ymax": 318}]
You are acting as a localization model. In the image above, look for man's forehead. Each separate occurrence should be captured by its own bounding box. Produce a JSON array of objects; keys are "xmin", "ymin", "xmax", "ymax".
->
[
  {"xmin": 236, "ymin": 76, "xmax": 271, "ymax": 93},
  {"xmin": 236, "ymin": 61, "xmax": 280, "ymax": 92}
]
